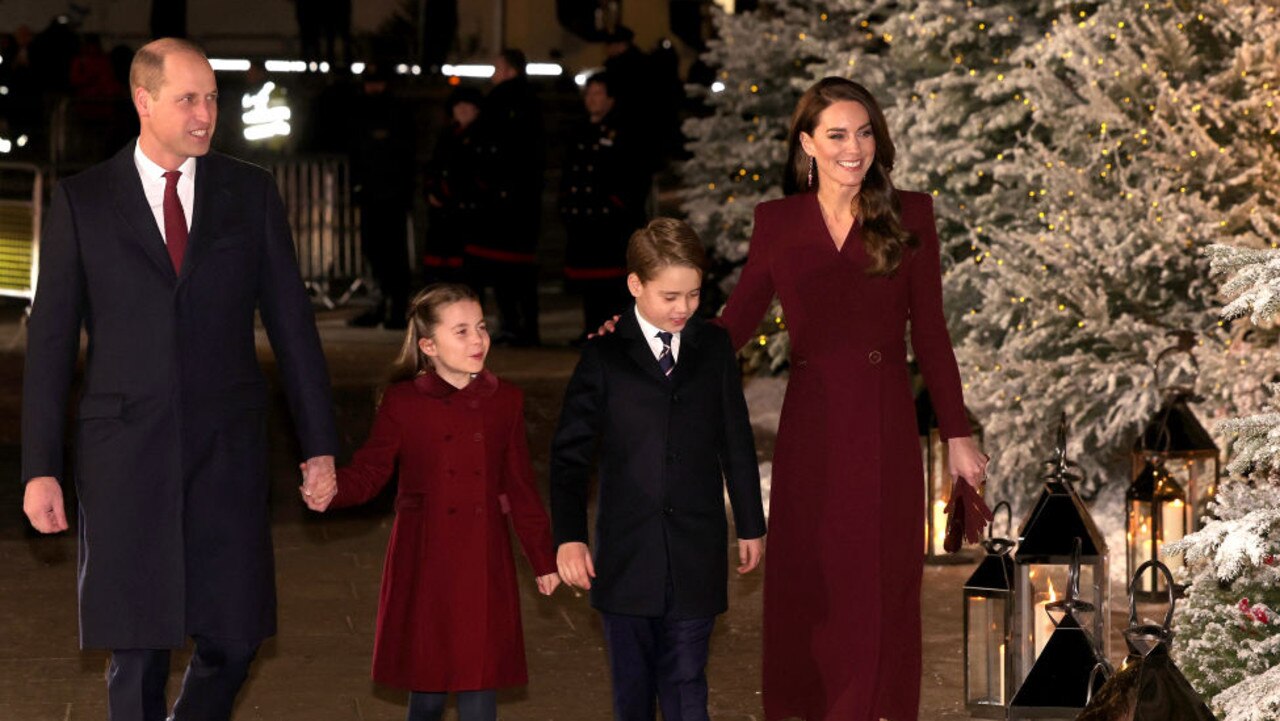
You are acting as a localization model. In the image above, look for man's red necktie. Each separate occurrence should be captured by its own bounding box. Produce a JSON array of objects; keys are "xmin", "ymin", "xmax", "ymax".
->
[{"xmin": 162, "ymin": 170, "xmax": 187, "ymax": 272}]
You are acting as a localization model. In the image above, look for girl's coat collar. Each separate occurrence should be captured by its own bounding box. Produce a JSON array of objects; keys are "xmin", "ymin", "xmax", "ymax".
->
[{"xmin": 413, "ymin": 369, "xmax": 499, "ymax": 399}]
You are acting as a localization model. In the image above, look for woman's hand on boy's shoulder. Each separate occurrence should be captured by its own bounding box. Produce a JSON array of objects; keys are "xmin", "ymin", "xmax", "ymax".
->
[
  {"xmin": 588, "ymin": 315, "xmax": 621, "ymax": 339},
  {"xmin": 535, "ymin": 573, "xmax": 561, "ymax": 596}
]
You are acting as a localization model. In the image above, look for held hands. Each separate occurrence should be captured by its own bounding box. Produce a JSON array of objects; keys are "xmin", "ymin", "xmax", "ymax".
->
[
  {"xmin": 23, "ymin": 477, "xmax": 68, "ymax": 533},
  {"xmin": 948, "ymin": 436, "xmax": 989, "ymax": 491},
  {"xmin": 737, "ymin": 537, "xmax": 764, "ymax": 575},
  {"xmin": 298, "ymin": 455, "xmax": 337, "ymax": 511},
  {"xmin": 556, "ymin": 541, "xmax": 595, "ymax": 590},
  {"xmin": 535, "ymin": 573, "xmax": 562, "ymax": 596}
]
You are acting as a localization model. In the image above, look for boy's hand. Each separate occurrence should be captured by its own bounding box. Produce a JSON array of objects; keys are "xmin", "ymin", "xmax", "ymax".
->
[
  {"xmin": 536, "ymin": 573, "xmax": 561, "ymax": 596},
  {"xmin": 557, "ymin": 542, "xmax": 596, "ymax": 590},
  {"xmin": 737, "ymin": 537, "xmax": 764, "ymax": 575}
]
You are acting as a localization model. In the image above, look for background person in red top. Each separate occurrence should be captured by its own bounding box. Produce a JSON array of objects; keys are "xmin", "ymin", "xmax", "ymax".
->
[
  {"xmin": 716, "ymin": 77, "xmax": 988, "ymax": 721},
  {"xmin": 314, "ymin": 283, "xmax": 560, "ymax": 721}
]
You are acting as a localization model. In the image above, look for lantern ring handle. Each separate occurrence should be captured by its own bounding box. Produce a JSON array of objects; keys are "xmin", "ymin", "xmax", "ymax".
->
[
  {"xmin": 1066, "ymin": 537, "xmax": 1084, "ymax": 603},
  {"xmin": 981, "ymin": 537, "xmax": 1015, "ymax": 556},
  {"xmin": 1128, "ymin": 559, "xmax": 1176, "ymax": 630},
  {"xmin": 1084, "ymin": 662, "xmax": 1110, "ymax": 705},
  {"xmin": 1153, "ymin": 331, "xmax": 1199, "ymax": 396},
  {"xmin": 989, "ymin": 501, "xmax": 1013, "ymax": 541}
]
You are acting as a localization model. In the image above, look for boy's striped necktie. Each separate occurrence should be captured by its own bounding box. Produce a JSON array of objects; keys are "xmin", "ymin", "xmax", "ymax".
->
[{"xmin": 656, "ymin": 331, "xmax": 675, "ymax": 377}]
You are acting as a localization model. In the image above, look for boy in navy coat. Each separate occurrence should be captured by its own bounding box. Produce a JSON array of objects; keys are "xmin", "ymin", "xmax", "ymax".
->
[{"xmin": 551, "ymin": 218, "xmax": 767, "ymax": 721}]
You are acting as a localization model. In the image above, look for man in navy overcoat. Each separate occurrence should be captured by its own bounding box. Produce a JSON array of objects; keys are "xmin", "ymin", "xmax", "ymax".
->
[{"xmin": 21, "ymin": 38, "xmax": 339, "ymax": 721}]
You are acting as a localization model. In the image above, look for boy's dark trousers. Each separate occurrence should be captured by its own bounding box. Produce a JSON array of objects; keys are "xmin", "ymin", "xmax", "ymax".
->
[{"xmin": 601, "ymin": 582, "xmax": 715, "ymax": 721}]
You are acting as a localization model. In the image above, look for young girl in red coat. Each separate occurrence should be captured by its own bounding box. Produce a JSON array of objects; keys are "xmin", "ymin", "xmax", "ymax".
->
[{"xmin": 317, "ymin": 283, "xmax": 561, "ymax": 721}]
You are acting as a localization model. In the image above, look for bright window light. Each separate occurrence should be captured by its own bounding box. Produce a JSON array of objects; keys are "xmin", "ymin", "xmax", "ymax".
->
[
  {"xmin": 209, "ymin": 58, "xmax": 251, "ymax": 71},
  {"xmin": 351, "ymin": 62, "xmax": 366, "ymax": 74},
  {"xmin": 711, "ymin": 81, "xmax": 726, "ymax": 93},
  {"xmin": 442, "ymin": 64, "xmax": 495, "ymax": 78},
  {"xmin": 264, "ymin": 60, "xmax": 308, "ymax": 73},
  {"xmin": 243, "ymin": 121, "xmax": 291, "ymax": 141},
  {"xmin": 526, "ymin": 63, "xmax": 562, "ymax": 76}
]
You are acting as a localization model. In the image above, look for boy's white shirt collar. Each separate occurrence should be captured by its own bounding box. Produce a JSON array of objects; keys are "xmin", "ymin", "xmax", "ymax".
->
[{"xmin": 633, "ymin": 305, "xmax": 681, "ymax": 363}]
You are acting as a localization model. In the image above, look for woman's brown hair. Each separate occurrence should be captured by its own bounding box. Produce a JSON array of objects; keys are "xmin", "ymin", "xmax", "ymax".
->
[
  {"xmin": 388, "ymin": 283, "xmax": 481, "ymax": 383},
  {"xmin": 626, "ymin": 217, "xmax": 708, "ymax": 282},
  {"xmin": 784, "ymin": 77, "xmax": 917, "ymax": 275}
]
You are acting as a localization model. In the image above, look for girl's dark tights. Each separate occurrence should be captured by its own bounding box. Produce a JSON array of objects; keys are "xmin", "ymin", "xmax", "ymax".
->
[{"xmin": 407, "ymin": 690, "xmax": 498, "ymax": 721}]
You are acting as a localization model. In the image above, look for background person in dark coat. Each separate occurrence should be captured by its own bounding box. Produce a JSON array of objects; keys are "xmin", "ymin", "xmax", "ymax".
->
[
  {"xmin": 21, "ymin": 38, "xmax": 339, "ymax": 721},
  {"xmin": 559, "ymin": 72, "xmax": 649, "ymax": 342},
  {"xmin": 466, "ymin": 49, "xmax": 544, "ymax": 346},
  {"xmin": 422, "ymin": 86, "xmax": 485, "ymax": 284},
  {"xmin": 348, "ymin": 62, "xmax": 416, "ymax": 330}
]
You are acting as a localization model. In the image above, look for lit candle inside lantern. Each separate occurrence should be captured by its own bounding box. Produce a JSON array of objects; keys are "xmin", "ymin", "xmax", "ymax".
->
[
  {"xmin": 1135, "ymin": 520, "xmax": 1154, "ymax": 592},
  {"xmin": 1161, "ymin": 499, "xmax": 1186, "ymax": 576},
  {"xmin": 1034, "ymin": 577, "xmax": 1058, "ymax": 660}
]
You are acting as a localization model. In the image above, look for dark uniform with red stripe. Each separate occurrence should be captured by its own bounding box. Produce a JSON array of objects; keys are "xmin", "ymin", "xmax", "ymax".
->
[
  {"xmin": 468, "ymin": 75, "xmax": 545, "ymax": 345},
  {"xmin": 559, "ymin": 110, "xmax": 648, "ymax": 334},
  {"xmin": 423, "ymin": 120, "xmax": 484, "ymax": 282}
]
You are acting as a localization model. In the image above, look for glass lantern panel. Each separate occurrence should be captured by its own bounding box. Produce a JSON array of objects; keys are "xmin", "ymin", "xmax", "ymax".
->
[
  {"xmin": 1175, "ymin": 455, "xmax": 1218, "ymax": 530},
  {"xmin": 1017, "ymin": 563, "xmax": 1102, "ymax": 676},
  {"xmin": 966, "ymin": 595, "xmax": 1008, "ymax": 706}
]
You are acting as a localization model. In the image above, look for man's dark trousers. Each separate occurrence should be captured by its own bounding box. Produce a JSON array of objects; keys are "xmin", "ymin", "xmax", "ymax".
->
[{"xmin": 108, "ymin": 636, "xmax": 259, "ymax": 721}]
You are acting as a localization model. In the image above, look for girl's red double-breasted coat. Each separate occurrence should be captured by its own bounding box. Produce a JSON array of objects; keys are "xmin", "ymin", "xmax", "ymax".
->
[{"xmin": 332, "ymin": 370, "xmax": 557, "ymax": 692}]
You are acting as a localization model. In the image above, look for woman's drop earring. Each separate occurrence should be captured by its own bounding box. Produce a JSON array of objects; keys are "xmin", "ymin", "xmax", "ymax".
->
[{"xmin": 807, "ymin": 156, "xmax": 816, "ymax": 188}]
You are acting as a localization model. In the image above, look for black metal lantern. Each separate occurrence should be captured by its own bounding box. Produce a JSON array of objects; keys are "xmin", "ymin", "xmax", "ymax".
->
[
  {"xmin": 964, "ymin": 502, "xmax": 1016, "ymax": 717},
  {"xmin": 1008, "ymin": 538, "xmax": 1111, "ymax": 720},
  {"xmin": 917, "ymin": 388, "xmax": 983, "ymax": 563},
  {"xmin": 1077, "ymin": 560, "xmax": 1217, "ymax": 721},
  {"xmin": 1134, "ymin": 333, "xmax": 1220, "ymax": 533},
  {"xmin": 1126, "ymin": 460, "xmax": 1188, "ymax": 601},
  {"xmin": 1013, "ymin": 417, "xmax": 1110, "ymax": 690}
]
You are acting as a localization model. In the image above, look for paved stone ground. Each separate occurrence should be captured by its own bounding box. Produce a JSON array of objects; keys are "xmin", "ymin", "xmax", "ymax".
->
[{"xmin": 0, "ymin": 296, "xmax": 1133, "ymax": 720}]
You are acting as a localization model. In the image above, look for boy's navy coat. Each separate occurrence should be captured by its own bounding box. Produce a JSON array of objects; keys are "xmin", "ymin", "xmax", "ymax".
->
[
  {"xmin": 550, "ymin": 310, "xmax": 766, "ymax": 619},
  {"xmin": 21, "ymin": 144, "xmax": 338, "ymax": 649}
]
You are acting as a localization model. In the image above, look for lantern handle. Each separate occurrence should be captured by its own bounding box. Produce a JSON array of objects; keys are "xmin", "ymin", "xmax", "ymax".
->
[
  {"xmin": 1047, "ymin": 536, "xmax": 1096, "ymax": 617},
  {"xmin": 1042, "ymin": 413, "xmax": 1084, "ymax": 485},
  {"xmin": 1084, "ymin": 662, "xmax": 1110, "ymax": 705},
  {"xmin": 989, "ymin": 500, "xmax": 1013, "ymax": 541},
  {"xmin": 1153, "ymin": 330, "xmax": 1199, "ymax": 398},
  {"xmin": 981, "ymin": 537, "xmax": 1015, "ymax": 556},
  {"xmin": 1067, "ymin": 536, "xmax": 1083, "ymax": 603},
  {"xmin": 1128, "ymin": 559, "xmax": 1177, "ymax": 630}
]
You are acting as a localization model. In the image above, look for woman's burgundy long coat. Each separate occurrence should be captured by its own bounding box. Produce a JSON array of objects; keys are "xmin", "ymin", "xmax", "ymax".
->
[
  {"xmin": 719, "ymin": 191, "xmax": 971, "ymax": 721},
  {"xmin": 332, "ymin": 370, "xmax": 557, "ymax": 692}
]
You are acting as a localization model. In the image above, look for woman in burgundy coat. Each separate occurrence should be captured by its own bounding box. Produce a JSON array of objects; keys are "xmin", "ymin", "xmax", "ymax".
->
[
  {"xmin": 322, "ymin": 284, "xmax": 559, "ymax": 721},
  {"xmin": 717, "ymin": 78, "xmax": 988, "ymax": 720}
]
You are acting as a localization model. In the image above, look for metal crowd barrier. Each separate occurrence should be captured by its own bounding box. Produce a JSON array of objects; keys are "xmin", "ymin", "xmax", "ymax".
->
[
  {"xmin": 268, "ymin": 156, "xmax": 365, "ymax": 308},
  {"xmin": 0, "ymin": 163, "xmax": 43, "ymax": 306}
]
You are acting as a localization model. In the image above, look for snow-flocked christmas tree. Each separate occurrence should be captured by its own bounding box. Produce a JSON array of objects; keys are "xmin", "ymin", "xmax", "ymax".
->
[{"xmin": 683, "ymin": 0, "xmax": 1280, "ymax": 507}]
